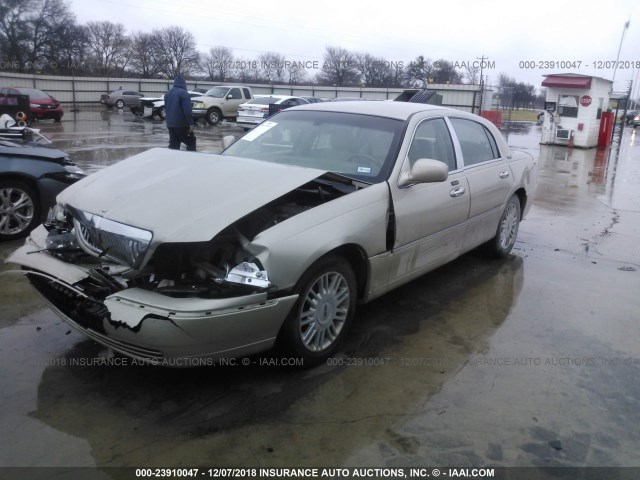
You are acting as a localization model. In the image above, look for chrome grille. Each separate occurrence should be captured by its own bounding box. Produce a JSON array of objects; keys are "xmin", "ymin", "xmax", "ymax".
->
[{"xmin": 69, "ymin": 208, "xmax": 152, "ymax": 268}]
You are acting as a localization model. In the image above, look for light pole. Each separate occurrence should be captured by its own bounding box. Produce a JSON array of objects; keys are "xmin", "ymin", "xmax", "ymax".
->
[{"xmin": 612, "ymin": 18, "xmax": 630, "ymax": 86}]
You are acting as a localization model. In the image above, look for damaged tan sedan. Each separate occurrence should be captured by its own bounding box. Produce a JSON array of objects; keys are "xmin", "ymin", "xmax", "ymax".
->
[{"xmin": 7, "ymin": 102, "xmax": 537, "ymax": 366}]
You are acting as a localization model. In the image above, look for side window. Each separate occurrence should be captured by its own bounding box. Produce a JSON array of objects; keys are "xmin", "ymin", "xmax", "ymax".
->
[
  {"xmin": 558, "ymin": 95, "xmax": 579, "ymax": 118},
  {"xmin": 228, "ymin": 88, "xmax": 241, "ymax": 99},
  {"xmin": 407, "ymin": 118, "xmax": 457, "ymax": 171},
  {"xmin": 449, "ymin": 118, "xmax": 500, "ymax": 167},
  {"xmin": 243, "ymin": 88, "xmax": 251, "ymax": 99}
]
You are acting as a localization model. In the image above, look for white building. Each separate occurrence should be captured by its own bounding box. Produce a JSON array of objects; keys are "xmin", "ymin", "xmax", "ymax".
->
[{"xmin": 540, "ymin": 74, "xmax": 612, "ymax": 148}]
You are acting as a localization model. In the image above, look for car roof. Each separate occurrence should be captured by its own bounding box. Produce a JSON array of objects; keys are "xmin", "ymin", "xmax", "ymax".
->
[{"xmin": 290, "ymin": 100, "xmax": 473, "ymax": 121}]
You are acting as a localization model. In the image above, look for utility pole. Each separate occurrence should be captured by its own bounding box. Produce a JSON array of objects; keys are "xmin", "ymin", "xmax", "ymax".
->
[
  {"xmin": 476, "ymin": 55, "xmax": 488, "ymax": 115},
  {"xmin": 616, "ymin": 80, "xmax": 633, "ymax": 144}
]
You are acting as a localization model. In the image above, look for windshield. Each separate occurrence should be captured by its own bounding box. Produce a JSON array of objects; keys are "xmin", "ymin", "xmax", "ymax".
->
[
  {"xmin": 222, "ymin": 110, "xmax": 405, "ymax": 183},
  {"xmin": 204, "ymin": 87, "xmax": 229, "ymax": 98},
  {"xmin": 17, "ymin": 88, "xmax": 49, "ymax": 99}
]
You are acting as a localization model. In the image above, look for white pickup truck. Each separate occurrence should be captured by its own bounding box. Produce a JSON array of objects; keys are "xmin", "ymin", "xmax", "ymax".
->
[{"xmin": 190, "ymin": 86, "xmax": 253, "ymax": 125}]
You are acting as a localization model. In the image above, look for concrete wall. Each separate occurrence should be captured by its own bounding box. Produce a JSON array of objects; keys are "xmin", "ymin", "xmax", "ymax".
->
[{"xmin": 0, "ymin": 72, "xmax": 481, "ymax": 113}]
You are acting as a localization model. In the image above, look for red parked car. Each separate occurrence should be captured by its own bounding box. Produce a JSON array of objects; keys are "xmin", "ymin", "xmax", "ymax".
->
[{"xmin": 0, "ymin": 87, "xmax": 64, "ymax": 122}]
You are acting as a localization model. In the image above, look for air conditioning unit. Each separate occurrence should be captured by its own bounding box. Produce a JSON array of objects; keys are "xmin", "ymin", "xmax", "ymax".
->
[{"xmin": 556, "ymin": 128, "xmax": 571, "ymax": 140}]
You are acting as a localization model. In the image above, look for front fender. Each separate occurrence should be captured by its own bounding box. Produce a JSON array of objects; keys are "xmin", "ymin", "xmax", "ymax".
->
[{"xmin": 247, "ymin": 182, "xmax": 390, "ymax": 291}]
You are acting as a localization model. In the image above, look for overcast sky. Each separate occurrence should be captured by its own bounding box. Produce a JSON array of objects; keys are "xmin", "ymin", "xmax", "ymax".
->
[{"xmin": 71, "ymin": 0, "xmax": 640, "ymax": 93}]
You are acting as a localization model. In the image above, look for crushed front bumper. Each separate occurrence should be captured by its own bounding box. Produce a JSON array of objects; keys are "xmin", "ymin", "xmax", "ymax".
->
[{"xmin": 7, "ymin": 228, "xmax": 298, "ymax": 365}]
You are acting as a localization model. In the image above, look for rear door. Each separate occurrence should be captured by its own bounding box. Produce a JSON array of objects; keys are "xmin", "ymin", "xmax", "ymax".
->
[{"xmin": 448, "ymin": 117, "xmax": 515, "ymax": 248}]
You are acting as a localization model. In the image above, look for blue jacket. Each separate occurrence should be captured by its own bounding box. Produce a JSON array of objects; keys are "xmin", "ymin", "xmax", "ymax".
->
[{"xmin": 164, "ymin": 75, "xmax": 194, "ymax": 128}]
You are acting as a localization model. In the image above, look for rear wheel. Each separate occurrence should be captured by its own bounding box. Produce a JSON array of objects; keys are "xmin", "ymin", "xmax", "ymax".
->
[
  {"xmin": 206, "ymin": 108, "xmax": 221, "ymax": 125},
  {"xmin": 0, "ymin": 180, "xmax": 40, "ymax": 241},
  {"xmin": 485, "ymin": 195, "xmax": 521, "ymax": 258},
  {"xmin": 280, "ymin": 255, "xmax": 357, "ymax": 366},
  {"xmin": 115, "ymin": 99, "xmax": 125, "ymax": 109}
]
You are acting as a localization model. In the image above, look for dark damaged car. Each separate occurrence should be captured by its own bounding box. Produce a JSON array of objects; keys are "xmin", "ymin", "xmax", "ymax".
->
[
  {"xmin": 7, "ymin": 102, "xmax": 537, "ymax": 366},
  {"xmin": 1, "ymin": 138, "xmax": 85, "ymax": 240}
]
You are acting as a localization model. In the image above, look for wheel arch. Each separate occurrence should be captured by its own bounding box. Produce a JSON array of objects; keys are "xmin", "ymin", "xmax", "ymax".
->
[
  {"xmin": 513, "ymin": 187, "xmax": 527, "ymax": 220},
  {"xmin": 0, "ymin": 173, "xmax": 41, "ymax": 201},
  {"xmin": 317, "ymin": 243, "xmax": 370, "ymax": 302}
]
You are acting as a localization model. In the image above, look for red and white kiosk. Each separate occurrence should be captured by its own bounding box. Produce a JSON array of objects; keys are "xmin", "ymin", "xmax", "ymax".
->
[{"xmin": 540, "ymin": 74, "xmax": 614, "ymax": 148}]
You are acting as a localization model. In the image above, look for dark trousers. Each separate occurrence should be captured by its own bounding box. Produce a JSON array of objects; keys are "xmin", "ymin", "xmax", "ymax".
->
[{"xmin": 168, "ymin": 127, "xmax": 196, "ymax": 151}]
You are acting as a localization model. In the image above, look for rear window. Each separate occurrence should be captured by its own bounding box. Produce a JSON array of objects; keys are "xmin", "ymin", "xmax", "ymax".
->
[{"xmin": 248, "ymin": 97, "xmax": 283, "ymax": 105}]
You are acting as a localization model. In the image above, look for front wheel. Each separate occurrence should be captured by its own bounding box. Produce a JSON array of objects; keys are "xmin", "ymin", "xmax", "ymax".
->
[
  {"xmin": 0, "ymin": 180, "xmax": 40, "ymax": 241},
  {"xmin": 485, "ymin": 195, "xmax": 521, "ymax": 258},
  {"xmin": 158, "ymin": 106, "xmax": 166, "ymax": 119},
  {"xmin": 205, "ymin": 108, "xmax": 221, "ymax": 125},
  {"xmin": 115, "ymin": 99, "xmax": 125, "ymax": 109},
  {"xmin": 280, "ymin": 255, "xmax": 357, "ymax": 366}
]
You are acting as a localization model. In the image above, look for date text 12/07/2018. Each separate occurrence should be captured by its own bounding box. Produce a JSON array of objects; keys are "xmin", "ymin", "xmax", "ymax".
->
[{"xmin": 518, "ymin": 60, "xmax": 640, "ymax": 69}]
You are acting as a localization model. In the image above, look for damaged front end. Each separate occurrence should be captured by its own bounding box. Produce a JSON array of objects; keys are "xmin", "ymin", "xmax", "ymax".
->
[
  {"xmin": 40, "ymin": 202, "xmax": 274, "ymax": 300},
  {"xmin": 7, "ymin": 173, "xmax": 357, "ymax": 362}
]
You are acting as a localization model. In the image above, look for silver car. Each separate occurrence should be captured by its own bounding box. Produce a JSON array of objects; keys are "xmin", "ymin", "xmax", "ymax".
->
[
  {"xmin": 100, "ymin": 90, "xmax": 145, "ymax": 109},
  {"xmin": 7, "ymin": 102, "xmax": 537, "ymax": 366}
]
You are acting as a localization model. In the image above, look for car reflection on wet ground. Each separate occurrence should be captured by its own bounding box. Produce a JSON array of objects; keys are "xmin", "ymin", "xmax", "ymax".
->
[{"xmin": 0, "ymin": 110, "xmax": 639, "ymax": 472}]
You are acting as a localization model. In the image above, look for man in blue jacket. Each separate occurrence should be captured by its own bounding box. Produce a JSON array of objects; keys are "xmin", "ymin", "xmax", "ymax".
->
[{"xmin": 164, "ymin": 75, "xmax": 196, "ymax": 151}]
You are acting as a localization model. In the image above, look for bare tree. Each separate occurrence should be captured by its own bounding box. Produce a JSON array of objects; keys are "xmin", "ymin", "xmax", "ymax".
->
[
  {"xmin": 55, "ymin": 24, "xmax": 90, "ymax": 74},
  {"xmin": 0, "ymin": 0, "xmax": 78, "ymax": 73},
  {"xmin": 286, "ymin": 62, "xmax": 307, "ymax": 84},
  {"xmin": 128, "ymin": 32, "xmax": 160, "ymax": 78},
  {"xmin": 431, "ymin": 59, "xmax": 462, "ymax": 84},
  {"xmin": 354, "ymin": 52, "xmax": 396, "ymax": 87},
  {"xmin": 233, "ymin": 57, "xmax": 259, "ymax": 83},
  {"xmin": 150, "ymin": 26, "xmax": 199, "ymax": 78},
  {"xmin": 258, "ymin": 52, "xmax": 285, "ymax": 83},
  {"xmin": 86, "ymin": 20, "xmax": 126, "ymax": 75},
  {"xmin": 464, "ymin": 64, "xmax": 480, "ymax": 85},
  {"xmin": 201, "ymin": 46, "xmax": 234, "ymax": 81},
  {"xmin": 0, "ymin": 0, "xmax": 36, "ymax": 69},
  {"xmin": 405, "ymin": 56, "xmax": 434, "ymax": 87},
  {"xmin": 317, "ymin": 46, "xmax": 359, "ymax": 86}
]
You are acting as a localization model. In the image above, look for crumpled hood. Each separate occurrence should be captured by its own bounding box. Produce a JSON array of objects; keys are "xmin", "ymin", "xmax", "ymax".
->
[{"xmin": 57, "ymin": 148, "xmax": 325, "ymax": 243}]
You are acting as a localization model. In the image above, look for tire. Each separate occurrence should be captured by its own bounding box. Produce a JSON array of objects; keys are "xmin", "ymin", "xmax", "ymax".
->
[
  {"xmin": 279, "ymin": 255, "xmax": 357, "ymax": 366},
  {"xmin": 115, "ymin": 99, "xmax": 125, "ymax": 109},
  {"xmin": 158, "ymin": 106, "xmax": 166, "ymax": 120},
  {"xmin": 54, "ymin": 114, "xmax": 62, "ymax": 122},
  {"xmin": 205, "ymin": 108, "xmax": 221, "ymax": 125},
  {"xmin": 0, "ymin": 180, "xmax": 40, "ymax": 241},
  {"xmin": 485, "ymin": 195, "xmax": 521, "ymax": 258}
]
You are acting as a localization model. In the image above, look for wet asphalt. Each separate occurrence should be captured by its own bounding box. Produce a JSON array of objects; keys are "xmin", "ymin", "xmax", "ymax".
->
[{"xmin": 0, "ymin": 108, "xmax": 639, "ymax": 473}]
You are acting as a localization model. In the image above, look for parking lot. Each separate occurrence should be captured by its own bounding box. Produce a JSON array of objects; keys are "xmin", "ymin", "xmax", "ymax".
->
[{"xmin": 1, "ymin": 108, "xmax": 639, "ymax": 472}]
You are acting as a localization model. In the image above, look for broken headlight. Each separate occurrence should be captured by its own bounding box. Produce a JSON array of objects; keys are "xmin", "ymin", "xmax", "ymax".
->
[
  {"xmin": 44, "ymin": 205, "xmax": 153, "ymax": 268},
  {"xmin": 219, "ymin": 262, "xmax": 270, "ymax": 289},
  {"xmin": 72, "ymin": 209, "xmax": 153, "ymax": 268}
]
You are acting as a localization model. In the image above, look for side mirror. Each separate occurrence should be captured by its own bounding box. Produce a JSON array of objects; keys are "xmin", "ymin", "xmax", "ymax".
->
[
  {"xmin": 398, "ymin": 158, "xmax": 448, "ymax": 187},
  {"xmin": 222, "ymin": 135, "xmax": 236, "ymax": 149},
  {"xmin": 227, "ymin": 95, "xmax": 234, "ymax": 99}
]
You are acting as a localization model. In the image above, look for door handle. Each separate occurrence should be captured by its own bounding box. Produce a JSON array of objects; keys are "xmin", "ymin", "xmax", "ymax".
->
[
  {"xmin": 450, "ymin": 186, "xmax": 466, "ymax": 197},
  {"xmin": 499, "ymin": 170, "xmax": 510, "ymax": 179}
]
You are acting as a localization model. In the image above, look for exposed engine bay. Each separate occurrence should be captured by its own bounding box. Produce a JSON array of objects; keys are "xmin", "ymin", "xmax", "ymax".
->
[{"xmin": 39, "ymin": 175, "xmax": 358, "ymax": 301}]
